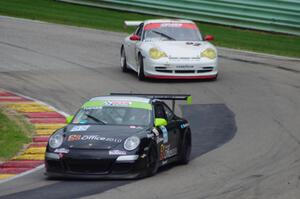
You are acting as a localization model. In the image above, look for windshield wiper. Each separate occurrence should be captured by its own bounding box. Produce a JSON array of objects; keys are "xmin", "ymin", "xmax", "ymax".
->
[
  {"xmin": 86, "ymin": 114, "xmax": 106, "ymax": 125},
  {"xmin": 151, "ymin": 30, "xmax": 175, "ymax": 40}
]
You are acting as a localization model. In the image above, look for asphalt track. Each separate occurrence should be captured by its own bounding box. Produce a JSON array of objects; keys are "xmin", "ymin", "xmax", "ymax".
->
[{"xmin": 0, "ymin": 16, "xmax": 300, "ymax": 199}]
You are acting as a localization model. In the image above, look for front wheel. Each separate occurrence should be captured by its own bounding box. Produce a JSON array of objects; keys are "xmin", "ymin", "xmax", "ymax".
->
[
  {"xmin": 137, "ymin": 55, "xmax": 145, "ymax": 81},
  {"xmin": 120, "ymin": 47, "xmax": 129, "ymax": 72},
  {"xmin": 145, "ymin": 145, "xmax": 159, "ymax": 177}
]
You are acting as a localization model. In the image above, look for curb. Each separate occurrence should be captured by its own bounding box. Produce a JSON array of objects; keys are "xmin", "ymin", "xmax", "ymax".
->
[{"xmin": 0, "ymin": 90, "xmax": 67, "ymax": 182}]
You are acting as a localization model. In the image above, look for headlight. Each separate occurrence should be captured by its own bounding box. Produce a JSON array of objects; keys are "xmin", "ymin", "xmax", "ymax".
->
[
  {"xmin": 201, "ymin": 48, "xmax": 216, "ymax": 59},
  {"xmin": 149, "ymin": 48, "xmax": 167, "ymax": 59},
  {"xmin": 124, "ymin": 136, "xmax": 140, "ymax": 151},
  {"xmin": 49, "ymin": 133, "xmax": 64, "ymax": 149}
]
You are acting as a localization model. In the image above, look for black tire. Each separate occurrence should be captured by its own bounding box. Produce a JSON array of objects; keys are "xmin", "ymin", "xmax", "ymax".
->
[
  {"xmin": 120, "ymin": 47, "xmax": 129, "ymax": 72},
  {"xmin": 137, "ymin": 54, "xmax": 145, "ymax": 81},
  {"xmin": 178, "ymin": 130, "xmax": 192, "ymax": 165},
  {"xmin": 146, "ymin": 145, "xmax": 159, "ymax": 177}
]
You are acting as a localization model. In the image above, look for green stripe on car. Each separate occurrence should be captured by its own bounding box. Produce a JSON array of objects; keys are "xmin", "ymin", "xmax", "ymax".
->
[{"xmin": 82, "ymin": 100, "xmax": 152, "ymax": 110}]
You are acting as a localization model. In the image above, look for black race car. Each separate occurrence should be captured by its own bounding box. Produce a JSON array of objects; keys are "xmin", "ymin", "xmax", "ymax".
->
[{"xmin": 45, "ymin": 93, "xmax": 192, "ymax": 179}]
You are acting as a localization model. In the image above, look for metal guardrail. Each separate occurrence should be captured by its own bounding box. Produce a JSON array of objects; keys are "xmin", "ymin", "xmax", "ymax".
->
[{"xmin": 57, "ymin": 0, "xmax": 300, "ymax": 36}]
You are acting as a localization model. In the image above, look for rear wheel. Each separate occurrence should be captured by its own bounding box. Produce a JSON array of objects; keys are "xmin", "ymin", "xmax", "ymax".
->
[
  {"xmin": 138, "ymin": 54, "xmax": 145, "ymax": 81},
  {"xmin": 146, "ymin": 145, "xmax": 159, "ymax": 177},
  {"xmin": 120, "ymin": 47, "xmax": 129, "ymax": 72},
  {"xmin": 178, "ymin": 130, "xmax": 191, "ymax": 164}
]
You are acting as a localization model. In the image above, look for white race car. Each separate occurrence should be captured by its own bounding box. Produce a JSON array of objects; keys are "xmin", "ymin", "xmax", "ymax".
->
[{"xmin": 120, "ymin": 19, "xmax": 218, "ymax": 81}]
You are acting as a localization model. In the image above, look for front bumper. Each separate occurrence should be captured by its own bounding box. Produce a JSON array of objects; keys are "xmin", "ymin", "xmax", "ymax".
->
[
  {"xmin": 45, "ymin": 151, "xmax": 147, "ymax": 179},
  {"xmin": 143, "ymin": 56, "xmax": 218, "ymax": 79}
]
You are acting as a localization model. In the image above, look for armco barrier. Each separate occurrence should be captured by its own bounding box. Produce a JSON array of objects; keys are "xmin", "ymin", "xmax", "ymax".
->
[{"xmin": 57, "ymin": 0, "xmax": 300, "ymax": 36}]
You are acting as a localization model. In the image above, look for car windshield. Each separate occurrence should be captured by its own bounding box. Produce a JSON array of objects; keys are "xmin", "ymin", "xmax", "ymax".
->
[
  {"xmin": 143, "ymin": 23, "xmax": 202, "ymax": 41},
  {"xmin": 72, "ymin": 106, "xmax": 152, "ymax": 126}
]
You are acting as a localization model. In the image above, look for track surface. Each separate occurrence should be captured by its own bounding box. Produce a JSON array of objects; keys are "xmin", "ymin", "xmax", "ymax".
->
[{"xmin": 0, "ymin": 16, "xmax": 300, "ymax": 199}]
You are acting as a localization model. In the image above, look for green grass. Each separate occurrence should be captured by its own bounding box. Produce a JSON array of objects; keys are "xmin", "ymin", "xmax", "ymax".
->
[
  {"xmin": 0, "ymin": 0, "xmax": 299, "ymax": 57},
  {"xmin": 0, "ymin": 109, "xmax": 31, "ymax": 161}
]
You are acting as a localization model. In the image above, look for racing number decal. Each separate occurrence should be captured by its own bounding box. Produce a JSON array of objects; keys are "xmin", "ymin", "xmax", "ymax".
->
[{"xmin": 160, "ymin": 144, "xmax": 165, "ymax": 160}]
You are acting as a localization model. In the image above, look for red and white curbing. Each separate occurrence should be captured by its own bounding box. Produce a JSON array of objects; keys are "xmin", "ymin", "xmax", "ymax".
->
[{"xmin": 0, "ymin": 90, "xmax": 68, "ymax": 182}]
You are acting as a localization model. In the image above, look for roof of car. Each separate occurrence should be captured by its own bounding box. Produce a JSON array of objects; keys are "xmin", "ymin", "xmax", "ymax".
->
[
  {"xmin": 144, "ymin": 19, "xmax": 195, "ymax": 25},
  {"xmin": 89, "ymin": 96, "xmax": 151, "ymax": 103}
]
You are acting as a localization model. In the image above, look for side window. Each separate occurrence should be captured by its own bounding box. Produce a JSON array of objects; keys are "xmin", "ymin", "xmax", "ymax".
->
[
  {"xmin": 154, "ymin": 104, "xmax": 166, "ymax": 119},
  {"xmin": 162, "ymin": 103, "xmax": 174, "ymax": 121},
  {"xmin": 135, "ymin": 23, "xmax": 144, "ymax": 37}
]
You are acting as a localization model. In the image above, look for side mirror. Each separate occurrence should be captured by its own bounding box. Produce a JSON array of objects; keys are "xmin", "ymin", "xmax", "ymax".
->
[
  {"xmin": 204, "ymin": 35, "xmax": 214, "ymax": 41},
  {"xmin": 130, "ymin": 34, "xmax": 141, "ymax": 41},
  {"xmin": 66, "ymin": 115, "xmax": 74, "ymax": 124},
  {"xmin": 154, "ymin": 118, "xmax": 167, "ymax": 127}
]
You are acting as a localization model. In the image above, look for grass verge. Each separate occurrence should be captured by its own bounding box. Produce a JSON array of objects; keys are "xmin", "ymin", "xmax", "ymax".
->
[
  {"xmin": 0, "ymin": 0, "xmax": 299, "ymax": 57},
  {"xmin": 0, "ymin": 108, "xmax": 32, "ymax": 161}
]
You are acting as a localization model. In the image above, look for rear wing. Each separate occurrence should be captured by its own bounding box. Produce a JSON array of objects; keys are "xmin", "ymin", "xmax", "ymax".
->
[
  {"xmin": 110, "ymin": 93, "xmax": 192, "ymax": 111},
  {"xmin": 124, "ymin": 21, "xmax": 143, "ymax": 27}
]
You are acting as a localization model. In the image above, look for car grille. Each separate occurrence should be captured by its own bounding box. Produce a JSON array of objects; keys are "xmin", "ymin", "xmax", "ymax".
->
[
  {"xmin": 46, "ymin": 160, "xmax": 64, "ymax": 171},
  {"xmin": 175, "ymin": 70, "xmax": 195, "ymax": 74},
  {"xmin": 155, "ymin": 66, "xmax": 213, "ymax": 74},
  {"xmin": 156, "ymin": 69, "xmax": 172, "ymax": 73},
  {"xmin": 64, "ymin": 159, "xmax": 113, "ymax": 174}
]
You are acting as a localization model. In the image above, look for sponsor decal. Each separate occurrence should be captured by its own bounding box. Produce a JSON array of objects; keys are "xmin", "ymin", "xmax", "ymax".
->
[
  {"xmin": 104, "ymin": 137, "xmax": 122, "ymax": 143},
  {"xmin": 54, "ymin": 148, "xmax": 70, "ymax": 154},
  {"xmin": 152, "ymin": 128, "xmax": 159, "ymax": 137},
  {"xmin": 84, "ymin": 106, "xmax": 102, "ymax": 110},
  {"xmin": 166, "ymin": 147, "xmax": 178, "ymax": 158},
  {"xmin": 160, "ymin": 126, "xmax": 168, "ymax": 143},
  {"xmin": 83, "ymin": 100, "xmax": 152, "ymax": 110},
  {"xmin": 157, "ymin": 137, "xmax": 164, "ymax": 143},
  {"xmin": 176, "ymin": 65, "xmax": 194, "ymax": 69},
  {"xmin": 79, "ymin": 120, "xmax": 88, "ymax": 124},
  {"xmin": 180, "ymin": 123, "xmax": 190, "ymax": 129},
  {"xmin": 160, "ymin": 144, "xmax": 165, "ymax": 160},
  {"xmin": 160, "ymin": 144, "xmax": 176, "ymax": 160},
  {"xmin": 144, "ymin": 23, "xmax": 197, "ymax": 30},
  {"xmin": 68, "ymin": 134, "xmax": 81, "ymax": 141},
  {"xmin": 81, "ymin": 135, "xmax": 122, "ymax": 143},
  {"xmin": 147, "ymin": 133, "xmax": 154, "ymax": 138},
  {"xmin": 152, "ymin": 128, "xmax": 162, "ymax": 143},
  {"xmin": 70, "ymin": 125, "xmax": 90, "ymax": 132},
  {"xmin": 109, "ymin": 150, "xmax": 127, "ymax": 155},
  {"xmin": 162, "ymin": 160, "xmax": 168, "ymax": 165},
  {"xmin": 160, "ymin": 144, "xmax": 171, "ymax": 160},
  {"xmin": 68, "ymin": 134, "xmax": 122, "ymax": 143},
  {"xmin": 130, "ymin": 125, "xmax": 143, "ymax": 129},
  {"xmin": 161, "ymin": 23, "xmax": 182, "ymax": 28},
  {"xmin": 104, "ymin": 101, "xmax": 132, "ymax": 106}
]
